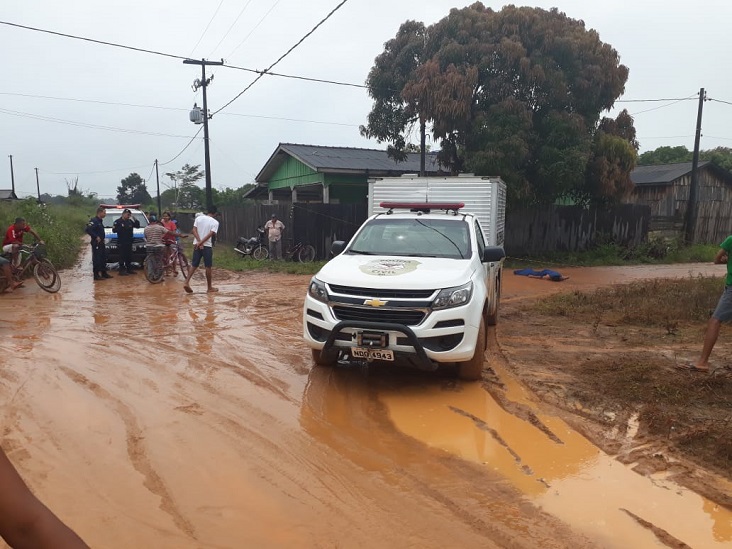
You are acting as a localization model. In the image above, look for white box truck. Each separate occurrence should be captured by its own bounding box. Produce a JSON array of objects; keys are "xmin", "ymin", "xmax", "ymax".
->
[{"xmin": 303, "ymin": 175, "xmax": 506, "ymax": 380}]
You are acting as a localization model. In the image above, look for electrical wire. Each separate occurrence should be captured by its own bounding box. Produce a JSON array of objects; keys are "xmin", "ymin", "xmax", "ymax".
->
[
  {"xmin": 159, "ymin": 127, "xmax": 204, "ymax": 166},
  {"xmin": 39, "ymin": 164, "xmax": 152, "ymax": 176},
  {"xmin": 708, "ymin": 97, "xmax": 732, "ymax": 107},
  {"xmin": 225, "ymin": 0, "xmax": 284, "ymax": 59},
  {"xmin": 630, "ymin": 94, "xmax": 698, "ymax": 116},
  {"xmin": 209, "ymin": 0, "xmax": 255, "ymax": 57},
  {"xmin": 189, "ymin": 0, "xmax": 226, "ymax": 57},
  {"xmin": 1, "ymin": 92, "xmax": 360, "ymax": 126},
  {"xmin": 223, "ymin": 63, "xmax": 366, "ymax": 89},
  {"xmin": 0, "ymin": 107, "xmax": 194, "ymax": 138},
  {"xmin": 214, "ymin": 0, "xmax": 351, "ymax": 116},
  {"xmin": 0, "ymin": 20, "xmax": 187, "ymax": 60}
]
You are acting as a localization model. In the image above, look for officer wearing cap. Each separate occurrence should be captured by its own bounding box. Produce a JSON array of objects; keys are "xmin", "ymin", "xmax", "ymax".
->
[
  {"xmin": 113, "ymin": 208, "xmax": 140, "ymax": 275},
  {"xmin": 86, "ymin": 207, "xmax": 111, "ymax": 280}
]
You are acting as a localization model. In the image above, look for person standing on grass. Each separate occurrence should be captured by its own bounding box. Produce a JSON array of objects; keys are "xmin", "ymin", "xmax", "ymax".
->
[
  {"xmin": 184, "ymin": 205, "xmax": 220, "ymax": 294},
  {"xmin": 265, "ymin": 213, "xmax": 285, "ymax": 260},
  {"xmin": 0, "ymin": 445, "xmax": 89, "ymax": 548},
  {"xmin": 684, "ymin": 236, "xmax": 732, "ymax": 373}
]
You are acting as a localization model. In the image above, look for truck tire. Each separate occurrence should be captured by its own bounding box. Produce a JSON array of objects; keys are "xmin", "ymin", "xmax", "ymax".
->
[
  {"xmin": 457, "ymin": 318, "xmax": 486, "ymax": 381},
  {"xmin": 486, "ymin": 276, "xmax": 501, "ymax": 326},
  {"xmin": 311, "ymin": 348, "xmax": 337, "ymax": 367}
]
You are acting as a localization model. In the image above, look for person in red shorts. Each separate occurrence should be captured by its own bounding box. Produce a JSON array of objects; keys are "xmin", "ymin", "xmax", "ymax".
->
[{"xmin": 2, "ymin": 217, "xmax": 44, "ymax": 267}]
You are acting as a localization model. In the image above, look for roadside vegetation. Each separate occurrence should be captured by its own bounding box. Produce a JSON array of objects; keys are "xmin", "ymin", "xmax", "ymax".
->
[
  {"xmin": 213, "ymin": 245, "xmax": 327, "ymax": 275},
  {"xmin": 525, "ymin": 276, "xmax": 732, "ymax": 478},
  {"xmin": 0, "ymin": 199, "xmax": 92, "ymax": 270}
]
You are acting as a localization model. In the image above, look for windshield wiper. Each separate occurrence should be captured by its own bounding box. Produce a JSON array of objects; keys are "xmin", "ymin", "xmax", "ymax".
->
[{"xmin": 348, "ymin": 249, "xmax": 376, "ymax": 255}]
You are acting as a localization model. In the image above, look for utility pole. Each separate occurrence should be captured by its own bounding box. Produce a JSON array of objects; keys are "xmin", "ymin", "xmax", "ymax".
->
[
  {"xmin": 8, "ymin": 155, "xmax": 15, "ymax": 198},
  {"xmin": 155, "ymin": 159, "xmax": 161, "ymax": 217},
  {"xmin": 183, "ymin": 58, "xmax": 224, "ymax": 211},
  {"xmin": 35, "ymin": 167, "xmax": 41, "ymax": 202},
  {"xmin": 685, "ymin": 87, "xmax": 706, "ymax": 244}
]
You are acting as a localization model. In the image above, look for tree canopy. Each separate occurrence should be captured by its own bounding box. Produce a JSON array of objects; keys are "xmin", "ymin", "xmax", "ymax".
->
[
  {"xmin": 116, "ymin": 173, "xmax": 152, "ymax": 205},
  {"xmin": 363, "ymin": 3, "xmax": 635, "ymax": 205},
  {"xmin": 163, "ymin": 164, "xmax": 205, "ymax": 210},
  {"xmin": 638, "ymin": 146, "xmax": 732, "ymax": 173}
]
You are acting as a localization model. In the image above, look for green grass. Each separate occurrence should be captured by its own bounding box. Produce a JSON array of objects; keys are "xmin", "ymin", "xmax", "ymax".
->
[
  {"xmin": 213, "ymin": 244, "xmax": 327, "ymax": 275},
  {"xmin": 532, "ymin": 275, "xmax": 723, "ymax": 326}
]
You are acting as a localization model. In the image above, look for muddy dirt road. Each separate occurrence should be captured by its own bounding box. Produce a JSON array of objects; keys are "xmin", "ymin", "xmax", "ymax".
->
[{"xmin": 0, "ymin": 254, "xmax": 730, "ymax": 548}]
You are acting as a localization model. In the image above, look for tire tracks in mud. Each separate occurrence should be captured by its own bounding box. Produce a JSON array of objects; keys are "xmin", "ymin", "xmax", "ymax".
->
[{"xmin": 57, "ymin": 365, "xmax": 198, "ymax": 541}]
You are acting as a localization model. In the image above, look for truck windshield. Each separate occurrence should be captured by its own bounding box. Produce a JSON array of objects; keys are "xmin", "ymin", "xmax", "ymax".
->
[{"xmin": 348, "ymin": 218, "xmax": 470, "ymax": 259}]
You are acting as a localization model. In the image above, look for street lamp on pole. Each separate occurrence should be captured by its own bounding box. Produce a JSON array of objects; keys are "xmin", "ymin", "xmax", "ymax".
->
[{"xmin": 183, "ymin": 58, "xmax": 224, "ymax": 210}]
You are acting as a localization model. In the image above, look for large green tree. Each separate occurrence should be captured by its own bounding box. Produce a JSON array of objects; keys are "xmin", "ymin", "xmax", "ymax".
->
[
  {"xmin": 363, "ymin": 3, "xmax": 633, "ymax": 205},
  {"xmin": 116, "ymin": 173, "xmax": 152, "ymax": 205}
]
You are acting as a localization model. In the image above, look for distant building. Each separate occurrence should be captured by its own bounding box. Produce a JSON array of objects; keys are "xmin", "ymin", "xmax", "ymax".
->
[
  {"xmin": 627, "ymin": 161, "xmax": 732, "ymax": 243},
  {"xmin": 0, "ymin": 189, "xmax": 18, "ymax": 200},
  {"xmin": 245, "ymin": 143, "xmax": 446, "ymax": 203}
]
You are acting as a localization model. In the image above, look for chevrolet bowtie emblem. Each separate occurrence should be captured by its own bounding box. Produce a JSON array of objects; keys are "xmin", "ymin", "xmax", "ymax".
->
[{"xmin": 364, "ymin": 298, "xmax": 388, "ymax": 307}]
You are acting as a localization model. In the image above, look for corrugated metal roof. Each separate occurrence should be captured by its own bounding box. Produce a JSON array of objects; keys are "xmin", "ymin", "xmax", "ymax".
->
[
  {"xmin": 255, "ymin": 143, "xmax": 445, "ymax": 182},
  {"xmin": 630, "ymin": 161, "xmax": 710, "ymax": 186},
  {"xmin": 0, "ymin": 190, "xmax": 17, "ymax": 200}
]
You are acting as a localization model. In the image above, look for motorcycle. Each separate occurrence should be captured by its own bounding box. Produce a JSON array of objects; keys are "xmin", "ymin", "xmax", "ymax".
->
[{"xmin": 234, "ymin": 227, "xmax": 269, "ymax": 260}]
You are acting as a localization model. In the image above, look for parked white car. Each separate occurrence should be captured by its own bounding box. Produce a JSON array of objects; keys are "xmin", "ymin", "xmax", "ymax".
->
[{"xmin": 303, "ymin": 201, "xmax": 505, "ymax": 380}]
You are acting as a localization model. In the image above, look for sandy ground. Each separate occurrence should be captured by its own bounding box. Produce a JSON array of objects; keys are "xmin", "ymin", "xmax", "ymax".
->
[{"xmin": 0, "ymin": 252, "xmax": 730, "ymax": 548}]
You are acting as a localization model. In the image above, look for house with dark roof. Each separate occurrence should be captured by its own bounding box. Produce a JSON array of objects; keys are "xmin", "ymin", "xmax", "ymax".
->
[
  {"xmin": 627, "ymin": 161, "xmax": 732, "ymax": 243},
  {"xmin": 0, "ymin": 189, "xmax": 18, "ymax": 200},
  {"xmin": 245, "ymin": 143, "xmax": 446, "ymax": 203}
]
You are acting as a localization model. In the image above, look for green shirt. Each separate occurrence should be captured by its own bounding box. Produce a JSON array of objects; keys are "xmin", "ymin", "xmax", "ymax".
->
[{"xmin": 721, "ymin": 235, "xmax": 732, "ymax": 286}]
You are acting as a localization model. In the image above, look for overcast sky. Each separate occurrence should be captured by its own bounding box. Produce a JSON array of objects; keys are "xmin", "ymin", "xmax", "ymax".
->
[{"xmin": 2, "ymin": 0, "xmax": 731, "ymax": 200}]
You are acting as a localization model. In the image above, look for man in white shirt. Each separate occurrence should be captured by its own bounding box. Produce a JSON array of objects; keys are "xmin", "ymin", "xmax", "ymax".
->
[
  {"xmin": 264, "ymin": 214, "xmax": 285, "ymax": 260},
  {"xmin": 184, "ymin": 205, "xmax": 220, "ymax": 294}
]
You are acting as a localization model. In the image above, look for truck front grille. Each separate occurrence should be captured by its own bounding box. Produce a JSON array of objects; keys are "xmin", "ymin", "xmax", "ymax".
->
[
  {"xmin": 332, "ymin": 306, "xmax": 426, "ymax": 326},
  {"xmin": 328, "ymin": 285, "xmax": 435, "ymax": 299}
]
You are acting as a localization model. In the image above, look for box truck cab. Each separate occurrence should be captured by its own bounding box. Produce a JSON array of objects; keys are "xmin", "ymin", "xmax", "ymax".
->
[{"xmin": 302, "ymin": 175, "xmax": 506, "ymax": 380}]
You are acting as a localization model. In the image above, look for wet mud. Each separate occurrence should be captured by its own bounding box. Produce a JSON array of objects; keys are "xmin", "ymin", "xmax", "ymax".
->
[{"xmin": 0, "ymin": 252, "xmax": 729, "ymax": 548}]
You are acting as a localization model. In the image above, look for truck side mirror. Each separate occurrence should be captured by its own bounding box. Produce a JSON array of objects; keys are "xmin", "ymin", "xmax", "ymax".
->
[
  {"xmin": 482, "ymin": 246, "xmax": 506, "ymax": 263},
  {"xmin": 331, "ymin": 241, "xmax": 346, "ymax": 256}
]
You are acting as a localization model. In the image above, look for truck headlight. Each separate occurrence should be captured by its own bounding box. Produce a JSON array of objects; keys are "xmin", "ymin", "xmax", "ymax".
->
[
  {"xmin": 432, "ymin": 282, "xmax": 472, "ymax": 310},
  {"xmin": 308, "ymin": 277, "xmax": 328, "ymax": 303}
]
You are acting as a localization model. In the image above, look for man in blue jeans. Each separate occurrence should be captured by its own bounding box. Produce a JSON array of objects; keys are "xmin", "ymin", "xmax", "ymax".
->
[
  {"xmin": 184, "ymin": 205, "xmax": 220, "ymax": 294},
  {"xmin": 683, "ymin": 235, "xmax": 732, "ymax": 373}
]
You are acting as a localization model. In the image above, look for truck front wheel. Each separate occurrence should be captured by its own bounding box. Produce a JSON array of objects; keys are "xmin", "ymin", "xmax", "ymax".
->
[
  {"xmin": 457, "ymin": 319, "xmax": 486, "ymax": 381},
  {"xmin": 311, "ymin": 348, "xmax": 337, "ymax": 367}
]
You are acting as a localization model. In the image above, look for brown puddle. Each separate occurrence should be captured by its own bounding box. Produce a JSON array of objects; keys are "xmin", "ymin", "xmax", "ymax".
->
[{"xmin": 380, "ymin": 364, "xmax": 732, "ymax": 548}]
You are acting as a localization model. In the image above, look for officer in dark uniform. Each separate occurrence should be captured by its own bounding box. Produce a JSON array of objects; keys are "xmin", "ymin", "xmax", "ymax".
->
[
  {"xmin": 112, "ymin": 208, "xmax": 139, "ymax": 275},
  {"xmin": 85, "ymin": 207, "xmax": 112, "ymax": 280}
]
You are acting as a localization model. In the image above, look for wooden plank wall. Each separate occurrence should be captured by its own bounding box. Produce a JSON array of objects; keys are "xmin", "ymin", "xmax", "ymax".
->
[{"xmin": 216, "ymin": 203, "xmax": 651, "ymax": 259}]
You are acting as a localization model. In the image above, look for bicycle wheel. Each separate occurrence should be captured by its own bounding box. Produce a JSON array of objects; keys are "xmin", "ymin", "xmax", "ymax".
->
[
  {"xmin": 143, "ymin": 254, "xmax": 164, "ymax": 284},
  {"xmin": 177, "ymin": 250, "xmax": 190, "ymax": 278},
  {"xmin": 33, "ymin": 259, "xmax": 61, "ymax": 293},
  {"xmin": 252, "ymin": 245, "xmax": 269, "ymax": 261},
  {"xmin": 297, "ymin": 244, "xmax": 316, "ymax": 263}
]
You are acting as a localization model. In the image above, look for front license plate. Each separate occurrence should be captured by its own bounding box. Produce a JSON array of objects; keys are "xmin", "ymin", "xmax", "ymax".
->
[{"xmin": 351, "ymin": 347, "xmax": 394, "ymax": 361}]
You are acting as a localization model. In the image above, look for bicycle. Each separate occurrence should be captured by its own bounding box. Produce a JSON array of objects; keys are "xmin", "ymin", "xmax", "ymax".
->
[
  {"xmin": 283, "ymin": 240, "xmax": 316, "ymax": 263},
  {"xmin": 143, "ymin": 245, "xmax": 165, "ymax": 284},
  {"xmin": 144, "ymin": 242, "xmax": 190, "ymax": 284},
  {"xmin": 0, "ymin": 243, "xmax": 61, "ymax": 293}
]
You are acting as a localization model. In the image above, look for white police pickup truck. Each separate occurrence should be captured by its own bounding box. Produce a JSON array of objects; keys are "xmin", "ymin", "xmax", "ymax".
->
[{"xmin": 303, "ymin": 176, "xmax": 506, "ymax": 380}]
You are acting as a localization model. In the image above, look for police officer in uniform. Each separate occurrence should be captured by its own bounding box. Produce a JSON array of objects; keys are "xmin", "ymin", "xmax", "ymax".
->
[
  {"xmin": 112, "ymin": 208, "xmax": 139, "ymax": 275},
  {"xmin": 86, "ymin": 207, "xmax": 112, "ymax": 280}
]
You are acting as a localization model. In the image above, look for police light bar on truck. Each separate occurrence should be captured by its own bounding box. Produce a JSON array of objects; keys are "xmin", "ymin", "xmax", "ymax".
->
[
  {"xmin": 380, "ymin": 202, "xmax": 465, "ymax": 214},
  {"xmin": 98, "ymin": 204, "xmax": 142, "ymax": 209}
]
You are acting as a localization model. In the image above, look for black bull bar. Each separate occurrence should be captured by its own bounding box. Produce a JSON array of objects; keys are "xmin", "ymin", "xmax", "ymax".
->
[{"xmin": 320, "ymin": 320, "xmax": 437, "ymax": 371}]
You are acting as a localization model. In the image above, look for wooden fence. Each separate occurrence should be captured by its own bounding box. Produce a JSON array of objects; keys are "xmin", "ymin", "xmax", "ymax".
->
[{"xmin": 213, "ymin": 203, "xmax": 651, "ymax": 259}]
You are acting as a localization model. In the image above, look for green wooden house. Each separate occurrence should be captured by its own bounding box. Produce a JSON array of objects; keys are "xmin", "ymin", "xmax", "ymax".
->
[{"xmin": 245, "ymin": 143, "xmax": 445, "ymax": 203}]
